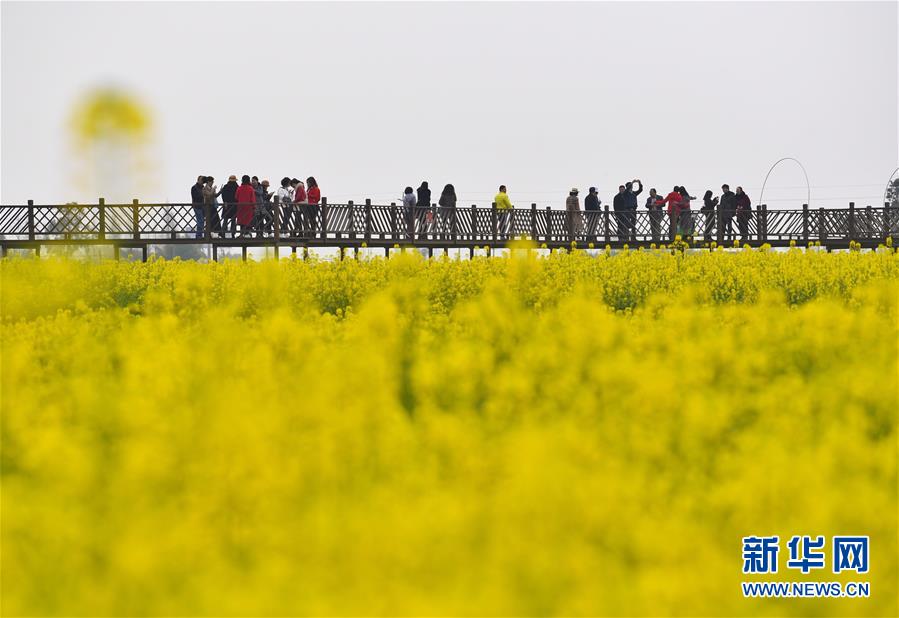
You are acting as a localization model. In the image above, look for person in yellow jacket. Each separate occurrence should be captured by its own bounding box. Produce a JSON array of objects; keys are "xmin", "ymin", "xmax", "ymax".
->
[{"xmin": 494, "ymin": 185, "xmax": 513, "ymax": 237}]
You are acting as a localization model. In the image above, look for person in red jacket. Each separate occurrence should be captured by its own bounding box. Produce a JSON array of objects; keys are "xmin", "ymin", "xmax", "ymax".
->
[
  {"xmin": 659, "ymin": 186, "xmax": 683, "ymax": 240},
  {"xmin": 235, "ymin": 175, "xmax": 256, "ymax": 237},
  {"xmin": 303, "ymin": 176, "xmax": 321, "ymax": 236}
]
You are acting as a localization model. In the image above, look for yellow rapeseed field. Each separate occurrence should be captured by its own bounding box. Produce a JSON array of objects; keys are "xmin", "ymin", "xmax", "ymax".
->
[{"xmin": 1, "ymin": 247, "xmax": 897, "ymax": 616}]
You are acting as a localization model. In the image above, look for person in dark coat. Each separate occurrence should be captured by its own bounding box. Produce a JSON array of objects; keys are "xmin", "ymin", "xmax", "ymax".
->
[
  {"xmin": 700, "ymin": 190, "xmax": 718, "ymax": 241},
  {"xmin": 220, "ymin": 175, "xmax": 239, "ymax": 238},
  {"xmin": 438, "ymin": 184, "xmax": 457, "ymax": 239},
  {"xmin": 190, "ymin": 176, "xmax": 205, "ymax": 239},
  {"xmin": 612, "ymin": 185, "xmax": 627, "ymax": 241},
  {"xmin": 417, "ymin": 182, "xmax": 431, "ymax": 239},
  {"xmin": 719, "ymin": 184, "xmax": 737, "ymax": 241},
  {"xmin": 623, "ymin": 179, "xmax": 643, "ymax": 242},
  {"xmin": 735, "ymin": 186, "xmax": 752, "ymax": 241},
  {"xmin": 584, "ymin": 186, "xmax": 601, "ymax": 241}
]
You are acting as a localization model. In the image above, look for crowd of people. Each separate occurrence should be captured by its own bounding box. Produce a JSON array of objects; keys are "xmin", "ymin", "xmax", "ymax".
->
[
  {"xmin": 190, "ymin": 175, "xmax": 753, "ymax": 242},
  {"xmin": 190, "ymin": 175, "xmax": 321, "ymax": 239}
]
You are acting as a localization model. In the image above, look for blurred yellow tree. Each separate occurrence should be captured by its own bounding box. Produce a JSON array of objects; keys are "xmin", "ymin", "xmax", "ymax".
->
[{"xmin": 69, "ymin": 87, "xmax": 155, "ymax": 204}]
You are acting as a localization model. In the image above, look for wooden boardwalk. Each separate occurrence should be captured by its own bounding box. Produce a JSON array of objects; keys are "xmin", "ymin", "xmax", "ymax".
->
[{"xmin": 1, "ymin": 199, "xmax": 897, "ymax": 259}]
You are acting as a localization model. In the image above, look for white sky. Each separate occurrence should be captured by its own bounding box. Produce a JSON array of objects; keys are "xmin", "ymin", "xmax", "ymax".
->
[{"xmin": 2, "ymin": 1, "xmax": 898, "ymax": 209}]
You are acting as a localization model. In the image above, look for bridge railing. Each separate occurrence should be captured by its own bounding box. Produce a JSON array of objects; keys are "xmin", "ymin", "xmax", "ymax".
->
[{"xmin": 1, "ymin": 200, "xmax": 897, "ymax": 247}]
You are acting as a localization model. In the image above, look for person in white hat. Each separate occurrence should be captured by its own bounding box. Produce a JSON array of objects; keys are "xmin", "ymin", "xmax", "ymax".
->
[{"xmin": 566, "ymin": 188, "xmax": 582, "ymax": 239}]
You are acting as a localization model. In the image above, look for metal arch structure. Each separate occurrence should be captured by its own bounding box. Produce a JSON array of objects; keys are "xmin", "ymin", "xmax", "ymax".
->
[
  {"xmin": 758, "ymin": 157, "xmax": 811, "ymax": 209},
  {"xmin": 882, "ymin": 166, "xmax": 899, "ymax": 208}
]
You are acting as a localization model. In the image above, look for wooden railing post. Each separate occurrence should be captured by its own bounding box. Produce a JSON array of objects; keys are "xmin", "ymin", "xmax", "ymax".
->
[
  {"xmin": 471, "ymin": 205, "xmax": 478, "ymax": 240},
  {"xmin": 320, "ymin": 197, "xmax": 328, "ymax": 241},
  {"xmin": 364, "ymin": 199, "xmax": 372, "ymax": 242},
  {"xmin": 884, "ymin": 202, "xmax": 891, "ymax": 240},
  {"xmin": 492, "ymin": 203, "xmax": 498, "ymax": 243},
  {"xmin": 848, "ymin": 202, "xmax": 855, "ymax": 240},
  {"xmin": 864, "ymin": 205, "xmax": 872, "ymax": 240},
  {"xmin": 451, "ymin": 205, "xmax": 458, "ymax": 242},
  {"xmin": 541, "ymin": 206, "xmax": 549, "ymax": 243},
  {"xmin": 132, "ymin": 199, "xmax": 140, "ymax": 240},
  {"xmin": 273, "ymin": 196, "xmax": 280, "ymax": 245},
  {"xmin": 802, "ymin": 204, "xmax": 809, "ymax": 244},
  {"xmin": 530, "ymin": 203, "xmax": 537, "ymax": 240},
  {"xmin": 818, "ymin": 207, "xmax": 826, "ymax": 244},
  {"xmin": 27, "ymin": 199, "xmax": 35, "ymax": 241},
  {"xmin": 390, "ymin": 202, "xmax": 397, "ymax": 240},
  {"xmin": 98, "ymin": 197, "xmax": 106, "ymax": 241},
  {"xmin": 348, "ymin": 200, "xmax": 355, "ymax": 240},
  {"xmin": 204, "ymin": 201, "xmax": 212, "ymax": 241},
  {"xmin": 716, "ymin": 202, "xmax": 723, "ymax": 244},
  {"xmin": 603, "ymin": 204, "xmax": 610, "ymax": 244}
]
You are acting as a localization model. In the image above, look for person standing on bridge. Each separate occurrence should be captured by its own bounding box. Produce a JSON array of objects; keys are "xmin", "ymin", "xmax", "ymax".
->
[
  {"xmin": 566, "ymin": 188, "xmax": 582, "ymax": 240},
  {"xmin": 624, "ymin": 179, "xmax": 643, "ymax": 242},
  {"xmin": 700, "ymin": 190, "xmax": 718, "ymax": 242},
  {"xmin": 645, "ymin": 188, "xmax": 665, "ymax": 243},
  {"xmin": 191, "ymin": 175, "xmax": 205, "ymax": 239},
  {"xmin": 495, "ymin": 185, "xmax": 513, "ymax": 237},
  {"xmin": 402, "ymin": 186, "xmax": 416, "ymax": 239},
  {"xmin": 277, "ymin": 177, "xmax": 294, "ymax": 236},
  {"xmin": 220, "ymin": 175, "xmax": 239, "ymax": 238},
  {"xmin": 719, "ymin": 184, "xmax": 736, "ymax": 241},
  {"xmin": 236, "ymin": 175, "xmax": 256, "ymax": 237},
  {"xmin": 659, "ymin": 186, "xmax": 683, "ymax": 240},
  {"xmin": 203, "ymin": 176, "xmax": 223, "ymax": 236},
  {"xmin": 677, "ymin": 186, "xmax": 695, "ymax": 237},
  {"xmin": 291, "ymin": 179, "xmax": 306, "ymax": 235},
  {"xmin": 305, "ymin": 177, "xmax": 321, "ymax": 237},
  {"xmin": 417, "ymin": 182, "xmax": 431, "ymax": 239},
  {"xmin": 260, "ymin": 179, "xmax": 274, "ymax": 236},
  {"xmin": 612, "ymin": 185, "xmax": 627, "ymax": 241},
  {"xmin": 438, "ymin": 184, "xmax": 457, "ymax": 240},
  {"xmin": 584, "ymin": 186, "xmax": 601, "ymax": 241},
  {"xmin": 735, "ymin": 186, "xmax": 752, "ymax": 241}
]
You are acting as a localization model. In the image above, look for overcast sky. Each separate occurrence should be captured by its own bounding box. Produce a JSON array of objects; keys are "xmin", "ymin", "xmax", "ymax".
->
[{"xmin": 2, "ymin": 1, "xmax": 897, "ymax": 209}]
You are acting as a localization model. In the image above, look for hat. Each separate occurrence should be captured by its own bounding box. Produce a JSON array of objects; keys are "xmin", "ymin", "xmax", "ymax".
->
[
  {"xmin": 589, "ymin": 186, "xmax": 597, "ymax": 193},
  {"xmin": 570, "ymin": 187, "xmax": 579, "ymax": 194},
  {"xmin": 228, "ymin": 175, "xmax": 237, "ymax": 181}
]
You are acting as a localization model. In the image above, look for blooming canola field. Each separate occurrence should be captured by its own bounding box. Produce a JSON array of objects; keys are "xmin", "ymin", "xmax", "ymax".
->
[{"xmin": 1, "ymin": 248, "xmax": 897, "ymax": 616}]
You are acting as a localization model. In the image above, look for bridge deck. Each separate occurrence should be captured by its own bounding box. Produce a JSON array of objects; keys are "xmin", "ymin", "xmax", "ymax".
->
[{"xmin": 1, "ymin": 200, "xmax": 896, "ymax": 258}]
